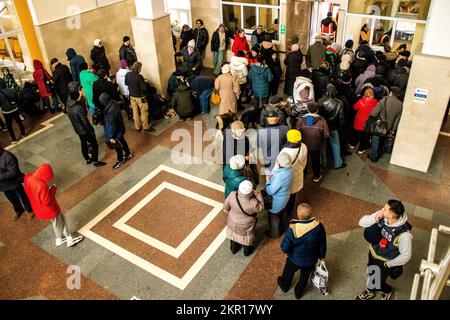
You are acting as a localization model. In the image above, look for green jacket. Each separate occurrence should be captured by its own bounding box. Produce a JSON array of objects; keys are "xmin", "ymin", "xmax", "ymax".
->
[
  {"xmin": 223, "ymin": 165, "xmax": 246, "ymax": 198},
  {"xmin": 80, "ymin": 70, "xmax": 99, "ymax": 111}
]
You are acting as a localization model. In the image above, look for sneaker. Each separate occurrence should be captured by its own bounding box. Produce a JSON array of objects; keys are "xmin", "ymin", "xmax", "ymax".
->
[
  {"xmin": 1, "ymin": 126, "xmax": 7, "ymax": 132},
  {"xmin": 356, "ymin": 289, "xmax": 377, "ymax": 300},
  {"xmin": 335, "ymin": 163, "xmax": 348, "ymax": 170},
  {"xmin": 348, "ymin": 144, "xmax": 355, "ymax": 149},
  {"xmin": 313, "ymin": 175, "xmax": 323, "ymax": 183},
  {"xmin": 358, "ymin": 149, "xmax": 367, "ymax": 154},
  {"xmin": 125, "ymin": 154, "xmax": 134, "ymax": 161},
  {"xmin": 380, "ymin": 289, "xmax": 394, "ymax": 300},
  {"xmin": 93, "ymin": 161, "xmax": 107, "ymax": 167},
  {"xmin": 67, "ymin": 235, "xmax": 84, "ymax": 247},
  {"xmin": 112, "ymin": 160, "xmax": 125, "ymax": 169},
  {"xmin": 11, "ymin": 140, "xmax": 18, "ymax": 145},
  {"xmin": 86, "ymin": 159, "xmax": 94, "ymax": 165},
  {"xmin": 55, "ymin": 237, "xmax": 67, "ymax": 247}
]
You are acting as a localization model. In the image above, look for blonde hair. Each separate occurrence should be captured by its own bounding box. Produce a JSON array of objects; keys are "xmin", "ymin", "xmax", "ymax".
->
[
  {"xmin": 364, "ymin": 88, "xmax": 375, "ymax": 98},
  {"xmin": 297, "ymin": 203, "xmax": 313, "ymax": 220},
  {"xmin": 231, "ymin": 120, "xmax": 245, "ymax": 131}
]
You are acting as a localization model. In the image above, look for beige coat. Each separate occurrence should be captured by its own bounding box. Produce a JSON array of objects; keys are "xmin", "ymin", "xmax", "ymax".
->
[
  {"xmin": 274, "ymin": 144, "xmax": 308, "ymax": 194},
  {"xmin": 223, "ymin": 191, "xmax": 264, "ymax": 246},
  {"xmin": 215, "ymin": 73, "xmax": 240, "ymax": 115}
]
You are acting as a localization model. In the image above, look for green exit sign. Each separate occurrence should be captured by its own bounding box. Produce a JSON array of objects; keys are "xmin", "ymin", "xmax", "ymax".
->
[{"xmin": 281, "ymin": 24, "xmax": 286, "ymax": 35}]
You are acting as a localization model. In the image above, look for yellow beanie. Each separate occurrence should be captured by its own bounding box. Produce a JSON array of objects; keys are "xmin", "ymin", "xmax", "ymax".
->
[{"xmin": 287, "ymin": 129, "xmax": 302, "ymax": 143}]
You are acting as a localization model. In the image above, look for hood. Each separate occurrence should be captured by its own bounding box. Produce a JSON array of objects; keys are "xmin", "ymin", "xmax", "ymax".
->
[
  {"xmin": 295, "ymin": 76, "xmax": 313, "ymax": 84},
  {"xmin": 31, "ymin": 163, "xmax": 54, "ymax": 183},
  {"xmin": 251, "ymin": 64, "xmax": 269, "ymax": 75},
  {"xmin": 224, "ymin": 165, "xmax": 243, "ymax": 178},
  {"xmin": 303, "ymin": 113, "xmax": 321, "ymax": 125},
  {"xmin": 290, "ymin": 218, "xmax": 320, "ymax": 239},
  {"xmin": 66, "ymin": 48, "xmax": 77, "ymax": 60},
  {"xmin": 230, "ymin": 56, "xmax": 248, "ymax": 69},
  {"xmin": 385, "ymin": 213, "xmax": 409, "ymax": 228},
  {"xmin": 322, "ymin": 17, "xmax": 333, "ymax": 27},
  {"xmin": 33, "ymin": 59, "xmax": 44, "ymax": 70},
  {"xmin": 364, "ymin": 65, "xmax": 376, "ymax": 75}
]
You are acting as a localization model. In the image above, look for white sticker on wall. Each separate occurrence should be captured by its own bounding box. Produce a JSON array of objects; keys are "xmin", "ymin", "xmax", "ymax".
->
[{"xmin": 413, "ymin": 88, "xmax": 428, "ymax": 104}]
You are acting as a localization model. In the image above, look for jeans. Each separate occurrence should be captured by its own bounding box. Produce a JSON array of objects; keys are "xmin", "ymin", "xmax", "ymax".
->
[
  {"xmin": 329, "ymin": 130, "xmax": 343, "ymax": 168},
  {"xmin": 79, "ymin": 133, "xmax": 99, "ymax": 162},
  {"xmin": 278, "ymin": 258, "xmax": 314, "ymax": 299},
  {"xmin": 213, "ymin": 50, "xmax": 225, "ymax": 75},
  {"xmin": 199, "ymin": 88, "xmax": 213, "ymax": 114},
  {"xmin": 369, "ymin": 135, "xmax": 382, "ymax": 160},
  {"xmin": 3, "ymin": 185, "xmax": 32, "ymax": 214}
]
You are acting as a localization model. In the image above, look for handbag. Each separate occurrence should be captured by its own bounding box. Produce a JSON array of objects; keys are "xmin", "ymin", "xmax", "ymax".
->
[
  {"xmin": 364, "ymin": 99, "xmax": 388, "ymax": 136},
  {"xmin": 211, "ymin": 90, "xmax": 221, "ymax": 105},
  {"xmin": 382, "ymin": 131, "xmax": 396, "ymax": 154},
  {"xmin": 311, "ymin": 260, "xmax": 329, "ymax": 295},
  {"xmin": 260, "ymin": 189, "xmax": 273, "ymax": 211}
]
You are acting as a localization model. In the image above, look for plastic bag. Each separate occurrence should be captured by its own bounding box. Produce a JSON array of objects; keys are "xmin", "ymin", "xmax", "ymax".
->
[{"xmin": 311, "ymin": 260, "xmax": 329, "ymax": 295}]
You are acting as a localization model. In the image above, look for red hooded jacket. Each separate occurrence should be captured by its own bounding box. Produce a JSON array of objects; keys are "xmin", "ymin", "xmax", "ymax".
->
[
  {"xmin": 33, "ymin": 59, "xmax": 53, "ymax": 98},
  {"xmin": 231, "ymin": 34, "xmax": 250, "ymax": 57},
  {"xmin": 24, "ymin": 164, "xmax": 60, "ymax": 220},
  {"xmin": 353, "ymin": 97, "xmax": 378, "ymax": 131}
]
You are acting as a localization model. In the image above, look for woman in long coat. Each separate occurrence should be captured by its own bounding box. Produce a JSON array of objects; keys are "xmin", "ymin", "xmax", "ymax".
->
[
  {"xmin": 215, "ymin": 64, "xmax": 241, "ymax": 115},
  {"xmin": 284, "ymin": 44, "xmax": 304, "ymax": 97},
  {"xmin": 224, "ymin": 180, "xmax": 264, "ymax": 256}
]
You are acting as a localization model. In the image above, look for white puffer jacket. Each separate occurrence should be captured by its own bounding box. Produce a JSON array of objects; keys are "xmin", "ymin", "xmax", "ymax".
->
[
  {"xmin": 116, "ymin": 68, "xmax": 130, "ymax": 97},
  {"xmin": 292, "ymin": 76, "xmax": 315, "ymax": 117},
  {"xmin": 230, "ymin": 56, "xmax": 249, "ymax": 85}
]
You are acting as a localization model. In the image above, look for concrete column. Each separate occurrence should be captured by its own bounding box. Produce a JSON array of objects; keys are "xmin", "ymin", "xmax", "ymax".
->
[
  {"xmin": 390, "ymin": 0, "xmax": 450, "ymax": 172},
  {"xmin": 131, "ymin": 0, "xmax": 175, "ymax": 96}
]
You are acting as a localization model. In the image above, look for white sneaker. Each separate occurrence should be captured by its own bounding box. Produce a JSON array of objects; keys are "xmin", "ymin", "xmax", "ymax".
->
[
  {"xmin": 67, "ymin": 235, "xmax": 84, "ymax": 247},
  {"xmin": 55, "ymin": 237, "xmax": 67, "ymax": 246}
]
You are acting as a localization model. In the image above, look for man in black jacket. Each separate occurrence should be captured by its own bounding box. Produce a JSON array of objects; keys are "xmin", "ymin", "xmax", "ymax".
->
[
  {"xmin": 193, "ymin": 19, "xmax": 209, "ymax": 59},
  {"xmin": 66, "ymin": 82, "xmax": 106, "ymax": 167},
  {"xmin": 93, "ymin": 69, "xmax": 118, "ymax": 123},
  {"xmin": 318, "ymin": 84, "xmax": 347, "ymax": 169},
  {"xmin": 91, "ymin": 39, "xmax": 111, "ymax": 76},
  {"xmin": 119, "ymin": 36, "xmax": 137, "ymax": 70},
  {"xmin": 0, "ymin": 147, "xmax": 33, "ymax": 221},
  {"xmin": 50, "ymin": 58, "xmax": 73, "ymax": 108}
]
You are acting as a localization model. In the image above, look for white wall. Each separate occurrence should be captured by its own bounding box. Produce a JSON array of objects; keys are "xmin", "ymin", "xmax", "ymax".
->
[
  {"xmin": 27, "ymin": 0, "xmax": 125, "ymax": 25},
  {"xmin": 422, "ymin": 0, "xmax": 450, "ymax": 58}
]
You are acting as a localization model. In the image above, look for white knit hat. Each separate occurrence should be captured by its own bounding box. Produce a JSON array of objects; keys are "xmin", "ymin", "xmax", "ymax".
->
[
  {"xmin": 278, "ymin": 152, "xmax": 293, "ymax": 168},
  {"xmin": 230, "ymin": 155, "xmax": 245, "ymax": 170},
  {"xmin": 221, "ymin": 64, "xmax": 231, "ymax": 74},
  {"xmin": 93, "ymin": 39, "xmax": 102, "ymax": 47},
  {"xmin": 188, "ymin": 39, "xmax": 196, "ymax": 48},
  {"xmin": 239, "ymin": 180, "xmax": 253, "ymax": 195}
]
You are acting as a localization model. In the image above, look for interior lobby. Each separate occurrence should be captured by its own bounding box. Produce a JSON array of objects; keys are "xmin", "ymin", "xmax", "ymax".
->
[{"xmin": 0, "ymin": 0, "xmax": 449, "ymax": 302}]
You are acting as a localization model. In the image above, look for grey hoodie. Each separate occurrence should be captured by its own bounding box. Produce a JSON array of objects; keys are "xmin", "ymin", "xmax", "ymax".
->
[{"xmin": 359, "ymin": 211, "xmax": 413, "ymax": 267}]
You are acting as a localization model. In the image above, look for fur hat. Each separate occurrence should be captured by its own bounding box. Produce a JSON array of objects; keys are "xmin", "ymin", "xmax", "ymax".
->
[
  {"xmin": 188, "ymin": 39, "xmax": 196, "ymax": 48},
  {"xmin": 278, "ymin": 152, "xmax": 293, "ymax": 169},
  {"xmin": 230, "ymin": 155, "xmax": 245, "ymax": 170},
  {"xmin": 239, "ymin": 180, "xmax": 253, "ymax": 195}
]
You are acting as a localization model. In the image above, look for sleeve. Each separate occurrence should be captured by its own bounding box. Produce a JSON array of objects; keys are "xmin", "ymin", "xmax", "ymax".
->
[
  {"xmin": 192, "ymin": 53, "xmax": 202, "ymax": 70},
  {"xmin": 265, "ymin": 175, "xmax": 281, "ymax": 196},
  {"xmin": 359, "ymin": 212, "xmax": 380, "ymax": 228},
  {"xmin": 223, "ymin": 193, "xmax": 232, "ymax": 214},
  {"xmin": 386, "ymin": 232, "xmax": 413, "ymax": 267},
  {"xmin": 322, "ymin": 119, "xmax": 330, "ymax": 139},
  {"xmin": 392, "ymin": 114, "xmax": 402, "ymax": 132},
  {"xmin": 0, "ymin": 154, "xmax": 19, "ymax": 181},
  {"xmin": 80, "ymin": 107, "xmax": 94, "ymax": 135},
  {"xmin": 280, "ymin": 229, "xmax": 293, "ymax": 254},
  {"xmin": 254, "ymin": 191, "xmax": 265, "ymax": 212},
  {"xmin": 354, "ymin": 100, "xmax": 361, "ymax": 111},
  {"xmin": 39, "ymin": 184, "xmax": 57, "ymax": 208},
  {"xmin": 214, "ymin": 77, "xmax": 220, "ymax": 91},
  {"xmin": 306, "ymin": 50, "xmax": 312, "ymax": 68},
  {"xmin": 371, "ymin": 100, "xmax": 383, "ymax": 117},
  {"xmin": 267, "ymin": 68, "xmax": 274, "ymax": 83}
]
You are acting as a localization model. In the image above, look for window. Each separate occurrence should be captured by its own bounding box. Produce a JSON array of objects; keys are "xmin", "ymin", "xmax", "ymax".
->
[
  {"xmin": 221, "ymin": 1, "xmax": 281, "ymax": 41},
  {"xmin": 165, "ymin": 0, "xmax": 191, "ymax": 36},
  {"xmin": 348, "ymin": 0, "xmax": 431, "ymax": 21}
]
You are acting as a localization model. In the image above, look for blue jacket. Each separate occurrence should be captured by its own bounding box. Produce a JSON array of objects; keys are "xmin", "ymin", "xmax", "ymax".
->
[
  {"xmin": 103, "ymin": 101, "xmax": 126, "ymax": 140},
  {"xmin": 66, "ymin": 48, "xmax": 85, "ymax": 82},
  {"xmin": 248, "ymin": 64, "xmax": 273, "ymax": 98},
  {"xmin": 281, "ymin": 218, "xmax": 327, "ymax": 268},
  {"xmin": 265, "ymin": 167, "xmax": 293, "ymax": 214}
]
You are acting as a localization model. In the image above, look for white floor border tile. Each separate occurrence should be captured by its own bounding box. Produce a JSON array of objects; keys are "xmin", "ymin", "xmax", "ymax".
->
[{"xmin": 78, "ymin": 164, "xmax": 227, "ymax": 290}]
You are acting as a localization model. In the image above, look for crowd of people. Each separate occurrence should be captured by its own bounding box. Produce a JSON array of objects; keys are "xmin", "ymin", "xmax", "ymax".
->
[{"xmin": 0, "ymin": 17, "xmax": 416, "ymax": 300}]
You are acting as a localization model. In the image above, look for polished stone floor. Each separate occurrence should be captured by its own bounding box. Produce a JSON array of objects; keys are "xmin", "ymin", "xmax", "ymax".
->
[{"xmin": 0, "ymin": 106, "xmax": 449, "ymax": 300}]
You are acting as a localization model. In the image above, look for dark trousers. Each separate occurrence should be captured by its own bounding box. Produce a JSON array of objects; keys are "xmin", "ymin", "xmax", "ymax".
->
[
  {"xmin": 253, "ymin": 97, "xmax": 269, "ymax": 110},
  {"xmin": 351, "ymin": 129, "xmax": 370, "ymax": 151},
  {"xmin": 114, "ymin": 137, "xmax": 131, "ymax": 162},
  {"xmin": 308, "ymin": 150, "xmax": 322, "ymax": 178},
  {"xmin": 367, "ymin": 252, "xmax": 403, "ymax": 294},
  {"xmin": 278, "ymin": 258, "xmax": 313, "ymax": 299},
  {"xmin": 3, "ymin": 185, "xmax": 32, "ymax": 214},
  {"xmin": 79, "ymin": 133, "xmax": 99, "ymax": 162},
  {"xmin": 4, "ymin": 111, "xmax": 25, "ymax": 141},
  {"xmin": 268, "ymin": 209, "xmax": 290, "ymax": 238},
  {"xmin": 230, "ymin": 240, "xmax": 254, "ymax": 256},
  {"xmin": 42, "ymin": 96, "xmax": 58, "ymax": 111}
]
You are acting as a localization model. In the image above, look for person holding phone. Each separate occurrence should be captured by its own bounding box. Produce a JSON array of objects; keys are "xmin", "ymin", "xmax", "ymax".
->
[{"xmin": 100, "ymin": 93, "xmax": 133, "ymax": 170}]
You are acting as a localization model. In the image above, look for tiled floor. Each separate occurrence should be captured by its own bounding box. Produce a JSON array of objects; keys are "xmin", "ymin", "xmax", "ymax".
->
[{"xmin": 0, "ymin": 106, "xmax": 449, "ymax": 300}]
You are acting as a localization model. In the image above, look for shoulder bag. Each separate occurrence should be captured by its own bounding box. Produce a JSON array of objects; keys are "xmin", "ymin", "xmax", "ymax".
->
[
  {"xmin": 364, "ymin": 99, "xmax": 388, "ymax": 136},
  {"xmin": 235, "ymin": 193, "xmax": 258, "ymax": 222}
]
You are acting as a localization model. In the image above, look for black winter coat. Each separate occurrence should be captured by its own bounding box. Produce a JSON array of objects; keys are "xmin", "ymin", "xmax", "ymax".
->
[
  {"xmin": 66, "ymin": 98, "xmax": 95, "ymax": 136},
  {"xmin": 312, "ymin": 68, "xmax": 331, "ymax": 100},
  {"xmin": 91, "ymin": 46, "xmax": 111, "ymax": 73},
  {"xmin": 52, "ymin": 63, "xmax": 73, "ymax": 106},
  {"xmin": 211, "ymin": 30, "xmax": 230, "ymax": 52},
  {"xmin": 119, "ymin": 44, "xmax": 137, "ymax": 69},
  {"xmin": 0, "ymin": 148, "xmax": 23, "ymax": 192},
  {"xmin": 125, "ymin": 71, "xmax": 147, "ymax": 98},
  {"xmin": 180, "ymin": 29, "xmax": 194, "ymax": 51},
  {"xmin": 284, "ymin": 51, "xmax": 304, "ymax": 96},
  {"xmin": 177, "ymin": 47, "xmax": 202, "ymax": 75},
  {"xmin": 318, "ymin": 95, "xmax": 345, "ymax": 131},
  {"xmin": 350, "ymin": 58, "xmax": 368, "ymax": 81},
  {"xmin": 193, "ymin": 27, "xmax": 209, "ymax": 52},
  {"xmin": 93, "ymin": 79, "xmax": 118, "ymax": 113}
]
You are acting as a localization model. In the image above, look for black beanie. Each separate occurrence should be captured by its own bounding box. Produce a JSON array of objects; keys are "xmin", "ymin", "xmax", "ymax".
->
[{"xmin": 345, "ymin": 40, "xmax": 354, "ymax": 49}]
